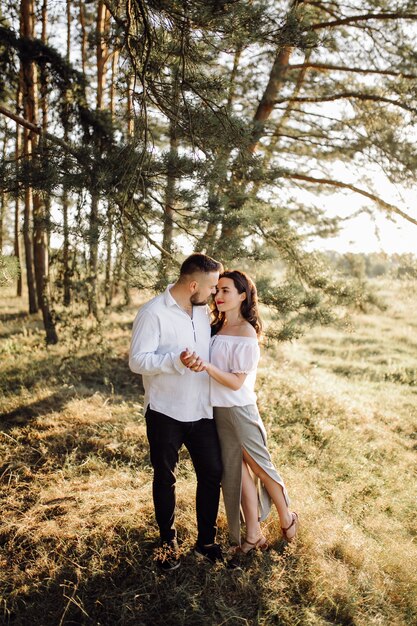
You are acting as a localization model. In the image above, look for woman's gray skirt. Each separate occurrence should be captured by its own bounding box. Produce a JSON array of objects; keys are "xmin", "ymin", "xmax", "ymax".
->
[{"xmin": 214, "ymin": 404, "xmax": 290, "ymax": 545}]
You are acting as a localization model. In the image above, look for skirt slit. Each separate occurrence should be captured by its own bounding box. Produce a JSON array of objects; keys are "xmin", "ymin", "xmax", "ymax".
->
[{"xmin": 214, "ymin": 404, "xmax": 289, "ymax": 545}]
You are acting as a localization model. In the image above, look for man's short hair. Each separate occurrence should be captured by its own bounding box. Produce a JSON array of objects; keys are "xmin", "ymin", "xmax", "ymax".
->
[{"xmin": 179, "ymin": 253, "xmax": 222, "ymax": 277}]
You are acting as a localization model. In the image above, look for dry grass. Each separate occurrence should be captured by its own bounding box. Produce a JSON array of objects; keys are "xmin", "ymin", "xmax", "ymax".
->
[{"xmin": 1, "ymin": 279, "xmax": 416, "ymax": 625}]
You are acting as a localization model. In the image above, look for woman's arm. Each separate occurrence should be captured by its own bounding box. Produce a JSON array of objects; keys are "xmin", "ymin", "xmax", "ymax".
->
[
  {"xmin": 181, "ymin": 350, "xmax": 247, "ymax": 390},
  {"xmin": 205, "ymin": 361, "xmax": 247, "ymax": 390}
]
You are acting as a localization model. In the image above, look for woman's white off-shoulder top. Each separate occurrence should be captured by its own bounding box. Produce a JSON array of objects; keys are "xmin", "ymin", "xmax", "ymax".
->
[{"xmin": 209, "ymin": 334, "xmax": 260, "ymax": 407}]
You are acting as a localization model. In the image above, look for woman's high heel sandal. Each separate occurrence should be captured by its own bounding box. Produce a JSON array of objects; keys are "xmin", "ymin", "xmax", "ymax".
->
[
  {"xmin": 239, "ymin": 535, "xmax": 268, "ymax": 554},
  {"xmin": 281, "ymin": 512, "xmax": 299, "ymax": 543}
]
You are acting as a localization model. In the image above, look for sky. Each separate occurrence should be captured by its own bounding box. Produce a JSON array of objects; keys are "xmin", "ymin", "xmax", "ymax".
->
[
  {"xmin": 303, "ymin": 162, "xmax": 416, "ymax": 255},
  {"xmin": 307, "ymin": 197, "xmax": 416, "ymax": 255}
]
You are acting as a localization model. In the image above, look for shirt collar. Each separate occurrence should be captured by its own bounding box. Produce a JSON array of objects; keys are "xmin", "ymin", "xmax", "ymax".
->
[{"xmin": 164, "ymin": 284, "xmax": 180, "ymax": 308}]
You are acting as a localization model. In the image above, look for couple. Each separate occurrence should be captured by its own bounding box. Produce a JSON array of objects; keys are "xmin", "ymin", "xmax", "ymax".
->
[{"xmin": 129, "ymin": 253, "xmax": 298, "ymax": 571}]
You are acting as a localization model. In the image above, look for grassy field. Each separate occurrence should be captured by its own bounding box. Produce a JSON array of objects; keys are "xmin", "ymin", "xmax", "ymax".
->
[{"xmin": 1, "ymin": 279, "xmax": 416, "ymax": 626}]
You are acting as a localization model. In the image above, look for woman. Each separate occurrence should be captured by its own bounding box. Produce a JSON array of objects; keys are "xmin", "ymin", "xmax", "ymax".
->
[{"xmin": 183, "ymin": 270, "xmax": 298, "ymax": 554}]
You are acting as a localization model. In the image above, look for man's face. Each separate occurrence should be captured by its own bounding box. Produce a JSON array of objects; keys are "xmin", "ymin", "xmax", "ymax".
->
[{"xmin": 190, "ymin": 271, "xmax": 219, "ymax": 306}]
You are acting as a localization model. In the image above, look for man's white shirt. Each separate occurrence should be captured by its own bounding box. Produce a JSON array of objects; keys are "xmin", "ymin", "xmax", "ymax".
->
[{"xmin": 129, "ymin": 285, "xmax": 213, "ymax": 422}]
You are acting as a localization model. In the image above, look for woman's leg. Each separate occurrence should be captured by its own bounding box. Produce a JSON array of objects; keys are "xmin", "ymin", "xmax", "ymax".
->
[
  {"xmin": 242, "ymin": 448, "xmax": 297, "ymax": 540},
  {"xmin": 240, "ymin": 460, "xmax": 262, "ymax": 543}
]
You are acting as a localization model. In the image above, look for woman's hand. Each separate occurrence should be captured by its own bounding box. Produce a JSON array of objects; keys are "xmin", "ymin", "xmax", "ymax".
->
[
  {"xmin": 181, "ymin": 349, "xmax": 245, "ymax": 389},
  {"xmin": 180, "ymin": 349, "xmax": 207, "ymax": 372}
]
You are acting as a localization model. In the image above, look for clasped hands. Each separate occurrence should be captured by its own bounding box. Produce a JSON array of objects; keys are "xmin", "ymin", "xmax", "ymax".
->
[{"xmin": 180, "ymin": 348, "xmax": 207, "ymax": 373}]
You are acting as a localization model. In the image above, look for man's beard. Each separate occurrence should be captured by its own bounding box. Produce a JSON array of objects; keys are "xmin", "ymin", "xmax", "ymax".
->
[{"xmin": 190, "ymin": 292, "xmax": 209, "ymax": 306}]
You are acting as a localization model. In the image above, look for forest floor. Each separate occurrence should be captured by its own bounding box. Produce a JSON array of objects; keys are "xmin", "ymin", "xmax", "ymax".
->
[{"xmin": 0, "ymin": 278, "xmax": 416, "ymax": 626}]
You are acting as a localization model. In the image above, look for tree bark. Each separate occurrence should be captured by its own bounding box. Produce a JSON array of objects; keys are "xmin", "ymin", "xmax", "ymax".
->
[
  {"xmin": 248, "ymin": 45, "xmax": 293, "ymax": 155},
  {"xmin": 219, "ymin": 1, "xmax": 301, "ymax": 243},
  {"xmin": 158, "ymin": 118, "xmax": 178, "ymax": 283},
  {"xmin": 62, "ymin": 0, "xmax": 72, "ymax": 307},
  {"xmin": 0, "ymin": 122, "xmax": 7, "ymax": 253},
  {"xmin": 104, "ymin": 48, "xmax": 119, "ymax": 307},
  {"xmin": 104, "ymin": 204, "xmax": 113, "ymax": 307},
  {"xmin": 258, "ymin": 49, "xmax": 311, "ymax": 183},
  {"xmin": 79, "ymin": 0, "xmax": 87, "ymax": 78},
  {"xmin": 196, "ymin": 48, "xmax": 242, "ymax": 254},
  {"xmin": 32, "ymin": 0, "xmax": 58, "ymax": 343},
  {"xmin": 120, "ymin": 73, "xmax": 135, "ymax": 306},
  {"xmin": 88, "ymin": 193, "xmax": 99, "ymax": 318},
  {"xmin": 96, "ymin": 1, "xmax": 110, "ymax": 110},
  {"xmin": 20, "ymin": 0, "xmax": 38, "ymax": 314},
  {"xmin": 88, "ymin": 0, "xmax": 110, "ymax": 318},
  {"xmin": 14, "ymin": 81, "xmax": 23, "ymax": 296}
]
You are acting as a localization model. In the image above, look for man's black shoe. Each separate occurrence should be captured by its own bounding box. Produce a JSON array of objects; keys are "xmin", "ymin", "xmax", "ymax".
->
[
  {"xmin": 226, "ymin": 552, "xmax": 245, "ymax": 570},
  {"xmin": 194, "ymin": 542, "xmax": 224, "ymax": 564},
  {"xmin": 155, "ymin": 540, "xmax": 181, "ymax": 571}
]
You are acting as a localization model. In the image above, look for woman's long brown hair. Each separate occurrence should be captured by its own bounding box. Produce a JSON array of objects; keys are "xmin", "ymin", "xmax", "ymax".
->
[{"xmin": 211, "ymin": 270, "xmax": 262, "ymax": 336}]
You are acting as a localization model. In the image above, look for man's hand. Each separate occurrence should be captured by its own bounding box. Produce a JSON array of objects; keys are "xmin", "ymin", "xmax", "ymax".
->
[{"xmin": 180, "ymin": 349, "xmax": 207, "ymax": 372}]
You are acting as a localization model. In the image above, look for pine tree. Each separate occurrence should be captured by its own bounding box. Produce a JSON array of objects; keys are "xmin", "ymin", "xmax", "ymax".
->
[{"xmin": 1, "ymin": 0, "xmax": 416, "ymax": 338}]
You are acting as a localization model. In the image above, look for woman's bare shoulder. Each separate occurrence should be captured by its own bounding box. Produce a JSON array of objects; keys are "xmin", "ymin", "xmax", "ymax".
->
[{"xmin": 234, "ymin": 322, "xmax": 257, "ymax": 338}]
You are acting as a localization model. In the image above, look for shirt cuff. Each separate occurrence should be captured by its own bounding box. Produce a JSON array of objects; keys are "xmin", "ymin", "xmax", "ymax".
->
[{"xmin": 173, "ymin": 353, "xmax": 187, "ymax": 374}]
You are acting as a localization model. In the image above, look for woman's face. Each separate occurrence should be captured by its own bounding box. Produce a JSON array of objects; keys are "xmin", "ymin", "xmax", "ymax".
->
[{"xmin": 214, "ymin": 277, "xmax": 245, "ymax": 313}]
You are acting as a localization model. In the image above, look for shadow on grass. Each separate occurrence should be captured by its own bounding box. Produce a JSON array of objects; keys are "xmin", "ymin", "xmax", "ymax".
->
[
  {"xmin": 1, "ymin": 397, "xmax": 149, "ymax": 478},
  {"xmin": 1, "ymin": 390, "xmax": 73, "ymax": 429},
  {"xmin": 0, "ymin": 311, "xmax": 42, "ymax": 339},
  {"xmin": 0, "ymin": 421, "xmax": 150, "ymax": 479},
  {"xmin": 2, "ymin": 534, "xmax": 359, "ymax": 626},
  {"xmin": 1, "ymin": 352, "xmax": 144, "ymax": 406},
  {"xmin": 1, "ymin": 527, "xmax": 300, "ymax": 626}
]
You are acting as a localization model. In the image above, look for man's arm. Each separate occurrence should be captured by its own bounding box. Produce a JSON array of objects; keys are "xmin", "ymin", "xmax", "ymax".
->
[{"xmin": 129, "ymin": 310, "xmax": 186, "ymax": 375}]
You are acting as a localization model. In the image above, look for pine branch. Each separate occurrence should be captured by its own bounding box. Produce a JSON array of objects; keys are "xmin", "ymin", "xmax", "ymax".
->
[
  {"xmin": 0, "ymin": 104, "xmax": 81, "ymax": 160},
  {"xmin": 273, "ymin": 93, "xmax": 417, "ymax": 114},
  {"xmin": 309, "ymin": 12, "xmax": 417, "ymax": 31},
  {"xmin": 284, "ymin": 172, "xmax": 417, "ymax": 226},
  {"xmin": 287, "ymin": 63, "xmax": 417, "ymax": 80},
  {"xmin": 128, "ymin": 201, "xmax": 179, "ymax": 263}
]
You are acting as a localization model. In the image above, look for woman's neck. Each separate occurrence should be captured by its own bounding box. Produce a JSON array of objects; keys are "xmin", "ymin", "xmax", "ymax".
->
[{"xmin": 224, "ymin": 313, "xmax": 244, "ymax": 327}]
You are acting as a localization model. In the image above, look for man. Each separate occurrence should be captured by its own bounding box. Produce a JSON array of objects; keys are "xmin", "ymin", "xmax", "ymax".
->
[{"xmin": 129, "ymin": 253, "xmax": 224, "ymax": 571}]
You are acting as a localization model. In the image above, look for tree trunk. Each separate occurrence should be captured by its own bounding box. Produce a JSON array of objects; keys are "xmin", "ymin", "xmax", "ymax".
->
[
  {"xmin": 22, "ymin": 187, "xmax": 37, "ymax": 312},
  {"xmin": 88, "ymin": 193, "xmax": 99, "ymax": 318},
  {"xmin": 104, "ymin": 48, "xmax": 119, "ymax": 307},
  {"xmin": 158, "ymin": 65, "xmax": 180, "ymax": 283},
  {"xmin": 62, "ymin": 0, "xmax": 72, "ymax": 306},
  {"xmin": 219, "ymin": 4, "xmax": 299, "ymax": 243},
  {"xmin": 79, "ymin": 0, "xmax": 87, "ymax": 78},
  {"xmin": 112, "ymin": 239, "xmax": 122, "ymax": 296},
  {"xmin": 104, "ymin": 204, "xmax": 113, "ymax": 307},
  {"xmin": 88, "ymin": 0, "xmax": 110, "ymax": 318},
  {"xmin": 0, "ymin": 196, "xmax": 4, "ymax": 255},
  {"xmin": 158, "ymin": 120, "xmax": 178, "ymax": 283},
  {"xmin": 14, "ymin": 199, "xmax": 23, "ymax": 296},
  {"xmin": 196, "ymin": 48, "xmax": 242, "ymax": 254},
  {"xmin": 120, "ymin": 74, "xmax": 135, "ymax": 306},
  {"xmin": 14, "ymin": 81, "xmax": 23, "ymax": 296},
  {"xmin": 122, "ymin": 222, "xmax": 132, "ymax": 306},
  {"xmin": 78, "ymin": 0, "xmax": 93, "ymax": 313},
  {"xmin": 20, "ymin": 0, "xmax": 38, "ymax": 313},
  {"xmin": 96, "ymin": 1, "xmax": 109, "ymax": 112},
  {"xmin": 62, "ymin": 196, "xmax": 71, "ymax": 306},
  {"xmin": 32, "ymin": 0, "xmax": 58, "ymax": 343},
  {"xmin": 248, "ymin": 45, "xmax": 292, "ymax": 154},
  {"xmin": 0, "ymin": 123, "xmax": 7, "ymax": 254},
  {"xmin": 127, "ymin": 74, "xmax": 134, "ymax": 137}
]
